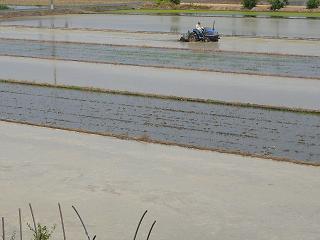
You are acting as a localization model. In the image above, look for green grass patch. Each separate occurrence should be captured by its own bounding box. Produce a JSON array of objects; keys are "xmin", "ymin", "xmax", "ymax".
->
[
  {"xmin": 109, "ymin": 9, "xmax": 320, "ymax": 18},
  {"xmin": 0, "ymin": 4, "xmax": 9, "ymax": 10}
]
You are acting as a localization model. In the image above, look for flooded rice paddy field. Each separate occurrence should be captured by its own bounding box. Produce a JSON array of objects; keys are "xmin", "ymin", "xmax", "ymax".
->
[
  {"xmin": 1, "ymin": 56, "xmax": 320, "ymax": 111},
  {"xmin": 1, "ymin": 82, "xmax": 320, "ymax": 163},
  {"xmin": 1, "ymin": 39, "xmax": 320, "ymax": 78},
  {"xmin": 1, "ymin": 14, "xmax": 320, "ymax": 39},
  {"xmin": 1, "ymin": 14, "xmax": 319, "ymax": 163},
  {"xmin": 1, "ymin": 26, "xmax": 320, "ymax": 56}
]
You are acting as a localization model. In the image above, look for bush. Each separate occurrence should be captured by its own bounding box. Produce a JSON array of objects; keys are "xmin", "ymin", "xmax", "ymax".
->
[
  {"xmin": 170, "ymin": 0, "xmax": 181, "ymax": 4},
  {"xmin": 0, "ymin": 4, "xmax": 9, "ymax": 10},
  {"xmin": 306, "ymin": 0, "xmax": 319, "ymax": 8},
  {"xmin": 28, "ymin": 223, "xmax": 56, "ymax": 240},
  {"xmin": 155, "ymin": 0, "xmax": 180, "ymax": 5},
  {"xmin": 269, "ymin": 0, "xmax": 286, "ymax": 10},
  {"xmin": 242, "ymin": 0, "xmax": 258, "ymax": 9}
]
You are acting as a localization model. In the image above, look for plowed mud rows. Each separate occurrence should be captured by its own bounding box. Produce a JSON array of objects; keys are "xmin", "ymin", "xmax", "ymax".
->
[
  {"xmin": 1, "ymin": 82, "xmax": 320, "ymax": 163},
  {"xmin": 1, "ymin": 39, "xmax": 320, "ymax": 78}
]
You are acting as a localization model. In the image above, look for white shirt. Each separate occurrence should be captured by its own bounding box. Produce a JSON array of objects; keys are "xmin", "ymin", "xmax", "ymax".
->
[{"xmin": 196, "ymin": 24, "xmax": 203, "ymax": 31}]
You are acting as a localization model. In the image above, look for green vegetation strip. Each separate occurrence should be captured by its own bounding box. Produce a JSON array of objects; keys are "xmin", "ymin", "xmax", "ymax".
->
[
  {"xmin": 0, "ymin": 4, "xmax": 9, "ymax": 10},
  {"xmin": 109, "ymin": 9, "xmax": 320, "ymax": 18},
  {"xmin": 1, "ymin": 79, "xmax": 319, "ymax": 115}
]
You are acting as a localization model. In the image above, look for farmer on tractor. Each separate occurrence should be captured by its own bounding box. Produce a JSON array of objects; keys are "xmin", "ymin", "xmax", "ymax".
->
[
  {"xmin": 196, "ymin": 22, "xmax": 204, "ymax": 37},
  {"xmin": 196, "ymin": 21, "xmax": 203, "ymax": 31},
  {"xmin": 195, "ymin": 21, "xmax": 204, "ymax": 37},
  {"xmin": 179, "ymin": 20, "xmax": 220, "ymax": 42}
]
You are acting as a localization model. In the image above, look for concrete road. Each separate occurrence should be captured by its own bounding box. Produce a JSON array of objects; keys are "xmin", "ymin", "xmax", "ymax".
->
[{"xmin": 0, "ymin": 121, "xmax": 320, "ymax": 240}]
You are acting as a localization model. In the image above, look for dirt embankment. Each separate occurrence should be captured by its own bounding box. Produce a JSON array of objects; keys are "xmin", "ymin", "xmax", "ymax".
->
[
  {"xmin": 0, "ymin": 8, "xmax": 86, "ymax": 19},
  {"xmin": 180, "ymin": 3, "xmax": 320, "ymax": 11},
  {"xmin": 0, "ymin": 1, "xmax": 141, "ymax": 19},
  {"xmin": 141, "ymin": 1, "xmax": 320, "ymax": 12},
  {"xmin": 0, "ymin": 0, "xmax": 137, "ymax": 5},
  {"xmin": 0, "ymin": 0, "xmax": 319, "ymax": 18}
]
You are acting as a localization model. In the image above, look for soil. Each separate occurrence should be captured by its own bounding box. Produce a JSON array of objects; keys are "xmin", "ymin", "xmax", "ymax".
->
[{"xmin": 0, "ymin": 0, "xmax": 136, "ymax": 5}]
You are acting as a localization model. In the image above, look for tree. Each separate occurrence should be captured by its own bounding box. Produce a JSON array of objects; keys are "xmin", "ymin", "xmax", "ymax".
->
[
  {"xmin": 306, "ymin": 0, "xmax": 319, "ymax": 8},
  {"xmin": 170, "ymin": 0, "xmax": 180, "ymax": 4},
  {"xmin": 269, "ymin": 0, "xmax": 287, "ymax": 10},
  {"xmin": 242, "ymin": 0, "xmax": 258, "ymax": 9}
]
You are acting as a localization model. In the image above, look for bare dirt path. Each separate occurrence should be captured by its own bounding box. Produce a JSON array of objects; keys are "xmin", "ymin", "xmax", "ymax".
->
[{"xmin": 0, "ymin": 0, "xmax": 136, "ymax": 5}]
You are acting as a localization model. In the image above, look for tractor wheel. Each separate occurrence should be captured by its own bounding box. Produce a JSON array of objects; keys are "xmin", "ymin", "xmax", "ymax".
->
[{"xmin": 188, "ymin": 33, "xmax": 197, "ymax": 42}]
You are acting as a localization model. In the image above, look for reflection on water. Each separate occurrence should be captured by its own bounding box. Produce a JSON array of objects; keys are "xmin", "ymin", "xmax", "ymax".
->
[{"xmin": 170, "ymin": 16, "xmax": 180, "ymax": 33}]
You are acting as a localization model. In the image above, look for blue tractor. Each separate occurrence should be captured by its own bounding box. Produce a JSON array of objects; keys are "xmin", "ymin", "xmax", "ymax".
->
[{"xmin": 180, "ymin": 23, "xmax": 220, "ymax": 42}]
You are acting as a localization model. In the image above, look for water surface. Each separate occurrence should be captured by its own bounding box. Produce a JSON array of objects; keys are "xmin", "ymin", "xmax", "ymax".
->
[
  {"xmin": 1, "ymin": 26, "xmax": 319, "ymax": 56},
  {"xmin": 1, "ymin": 56, "xmax": 320, "ymax": 111},
  {"xmin": 1, "ymin": 39, "xmax": 319, "ymax": 78},
  {"xmin": 1, "ymin": 14, "xmax": 320, "ymax": 39}
]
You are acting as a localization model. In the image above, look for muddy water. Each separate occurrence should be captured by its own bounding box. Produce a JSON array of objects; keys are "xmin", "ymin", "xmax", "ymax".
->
[
  {"xmin": 1, "ymin": 82, "xmax": 319, "ymax": 163},
  {"xmin": 1, "ymin": 14, "xmax": 320, "ymax": 39},
  {"xmin": 1, "ymin": 26, "xmax": 320, "ymax": 56},
  {"xmin": 1, "ymin": 39, "xmax": 319, "ymax": 78},
  {"xmin": 1, "ymin": 56, "xmax": 320, "ymax": 111}
]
